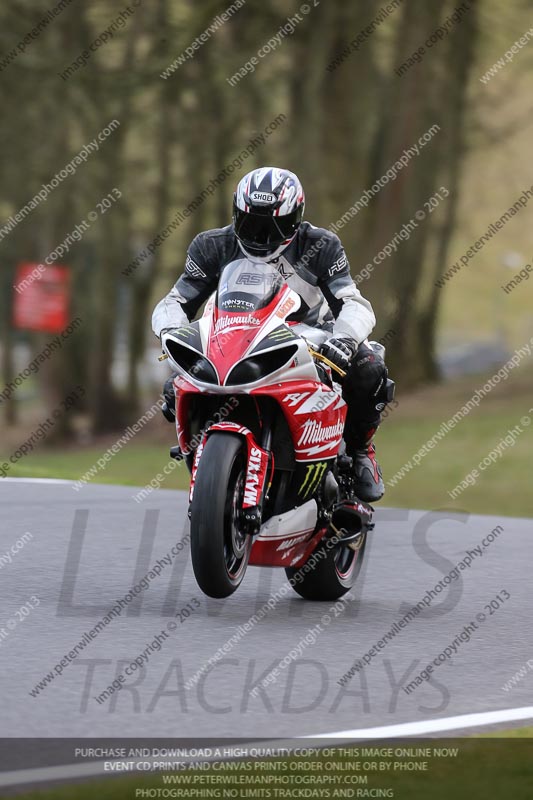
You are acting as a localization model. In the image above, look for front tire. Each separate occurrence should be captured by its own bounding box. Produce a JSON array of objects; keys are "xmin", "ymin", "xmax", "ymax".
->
[
  {"xmin": 285, "ymin": 533, "xmax": 367, "ymax": 601},
  {"xmin": 190, "ymin": 433, "xmax": 251, "ymax": 598}
]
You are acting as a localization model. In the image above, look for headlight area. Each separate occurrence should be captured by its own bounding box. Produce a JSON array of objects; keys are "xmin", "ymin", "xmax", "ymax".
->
[
  {"xmin": 165, "ymin": 340, "xmax": 218, "ymax": 384},
  {"xmin": 226, "ymin": 344, "xmax": 298, "ymax": 385}
]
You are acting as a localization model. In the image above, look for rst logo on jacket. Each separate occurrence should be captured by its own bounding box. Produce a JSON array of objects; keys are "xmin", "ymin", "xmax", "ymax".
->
[
  {"xmin": 328, "ymin": 253, "xmax": 348, "ymax": 277},
  {"xmin": 243, "ymin": 446, "xmax": 267, "ymax": 507},
  {"xmin": 185, "ymin": 255, "xmax": 207, "ymax": 279}
]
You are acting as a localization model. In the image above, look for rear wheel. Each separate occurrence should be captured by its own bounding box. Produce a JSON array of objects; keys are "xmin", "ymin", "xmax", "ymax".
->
[
  {"xmin": 190, "ymin": 433, "xmax": 251, "ymax": 598},
  {"xmin": 285, "ymin": 533, "xmax": 367, "ymax": 601}
]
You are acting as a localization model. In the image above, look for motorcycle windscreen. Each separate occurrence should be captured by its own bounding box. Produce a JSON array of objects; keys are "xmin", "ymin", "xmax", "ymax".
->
[{"xmin": 215, "ymin": 258, "xmax": 286, "ymax": 315}]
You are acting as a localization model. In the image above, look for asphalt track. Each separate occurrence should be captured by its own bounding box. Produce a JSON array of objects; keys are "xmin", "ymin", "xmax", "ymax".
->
[{"xmin": 1, "ymin": 478, "xmax": 532, "ymax": 746}]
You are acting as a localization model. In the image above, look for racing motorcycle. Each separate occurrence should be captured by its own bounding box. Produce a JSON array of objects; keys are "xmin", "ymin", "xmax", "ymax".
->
[{"xmin": 160, "ymin": 257, "xmax": 380, "ymax": 600}]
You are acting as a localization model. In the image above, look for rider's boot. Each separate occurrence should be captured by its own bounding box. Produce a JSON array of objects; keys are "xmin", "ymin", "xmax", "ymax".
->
[{"xmin": 347, "ymin": 427, "xmax": 384, "ymax": 503}]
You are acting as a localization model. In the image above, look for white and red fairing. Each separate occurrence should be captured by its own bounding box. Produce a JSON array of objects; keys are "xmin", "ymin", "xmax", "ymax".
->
[
  {"xmin": 172, "ymin": 281, "xmax": 347, "ymax": 461},
  {"xmin": 163, "ymin": 259, "xmax": 347, "ymax": 567}
]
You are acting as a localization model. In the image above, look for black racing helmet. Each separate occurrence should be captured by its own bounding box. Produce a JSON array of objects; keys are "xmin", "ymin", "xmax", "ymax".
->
[{"xmin": 233, "ymin": 167, "xmax": 305, "ymax": 259}]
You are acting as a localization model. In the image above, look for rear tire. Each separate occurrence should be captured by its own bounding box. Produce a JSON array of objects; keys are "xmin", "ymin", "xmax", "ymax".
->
[
  {"xmin": 285, "ymin": 533, "xmax": 367, "ymax": 601},
  {"xmin": 190, "ymin": 433, "xmax": 251, "ymax": 598}
]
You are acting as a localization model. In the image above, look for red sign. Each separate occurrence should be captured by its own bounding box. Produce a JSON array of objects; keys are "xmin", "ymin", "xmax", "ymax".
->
[{"xmin": 13, "ymin": 263, "xmax": 71, "ymax": 333}]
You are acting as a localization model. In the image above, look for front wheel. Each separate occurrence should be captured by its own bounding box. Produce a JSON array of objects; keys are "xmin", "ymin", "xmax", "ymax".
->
[
  {"xmin": 285, "ymin": 533, "xmax": 367, "ymax": 601},
  {"xmin": 190, "ymin": 433, "xmax": 251, "ymax": 598}
]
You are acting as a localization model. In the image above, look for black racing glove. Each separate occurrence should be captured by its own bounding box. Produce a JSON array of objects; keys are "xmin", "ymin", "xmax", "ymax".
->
[{"xmin": 319, "ymin": 337, "xmax": 358, "ymax": 372}]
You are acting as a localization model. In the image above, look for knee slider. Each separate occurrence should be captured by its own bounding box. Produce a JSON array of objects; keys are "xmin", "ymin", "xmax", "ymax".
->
[{"xmin": 346, "ymin": 345, "xmax": 385, "ymax": 391}]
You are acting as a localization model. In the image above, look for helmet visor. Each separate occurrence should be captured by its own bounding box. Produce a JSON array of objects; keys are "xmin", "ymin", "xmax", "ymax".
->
[{"xmin": 234, "ymin": 207, "xmax": 301, "ymax": 252}]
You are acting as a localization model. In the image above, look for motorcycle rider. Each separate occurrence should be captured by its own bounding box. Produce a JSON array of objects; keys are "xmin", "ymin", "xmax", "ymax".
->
[{"xmin": 152, "ymin": 167, "xmax": 393, "ymax": 502}]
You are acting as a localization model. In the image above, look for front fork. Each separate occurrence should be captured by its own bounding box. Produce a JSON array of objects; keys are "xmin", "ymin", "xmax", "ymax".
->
[{"xmin": 188, "ymin": 421, "xmax": 273, "ymax": 536}]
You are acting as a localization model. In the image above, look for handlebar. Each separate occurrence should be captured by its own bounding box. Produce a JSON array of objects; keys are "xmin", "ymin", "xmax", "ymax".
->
[{"xmin": 307, "ymin": 347, "xmax": 346, "ymax": 379}]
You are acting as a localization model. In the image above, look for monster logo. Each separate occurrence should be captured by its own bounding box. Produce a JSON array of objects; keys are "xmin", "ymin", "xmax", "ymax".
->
[{"xmin": 299, "ymin": 461, "xmax": 327, "ymax": 500}]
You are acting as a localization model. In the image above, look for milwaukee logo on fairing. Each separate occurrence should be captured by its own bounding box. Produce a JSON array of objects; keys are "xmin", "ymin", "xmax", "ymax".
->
[
  {"xmin": 243, "ymin": 446, "xmax": 263, "ymax": 506},
  {"xmin": 297, "ymin": 420, "xmax": 344, "ymax": 446},
  {"xmin": 214, "ymin": 315, "xmax": 260, "ymax": 334}
]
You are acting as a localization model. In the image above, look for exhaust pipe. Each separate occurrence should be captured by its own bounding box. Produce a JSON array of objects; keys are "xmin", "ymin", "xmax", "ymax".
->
[{"xmin": 328, "ymin": 499, "xmax": 374, "ymax": 547}]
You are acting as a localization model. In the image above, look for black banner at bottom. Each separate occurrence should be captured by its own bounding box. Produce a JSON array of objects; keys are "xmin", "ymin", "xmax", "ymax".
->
[{"xmin": 0, "ymin": 738, "xmax": 532, "ymax": 799}]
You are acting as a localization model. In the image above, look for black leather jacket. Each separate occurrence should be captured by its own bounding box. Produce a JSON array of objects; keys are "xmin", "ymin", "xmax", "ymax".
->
[{"xmin": 152, "ymin": 222, "xmax": 375, "ymax": 344}]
